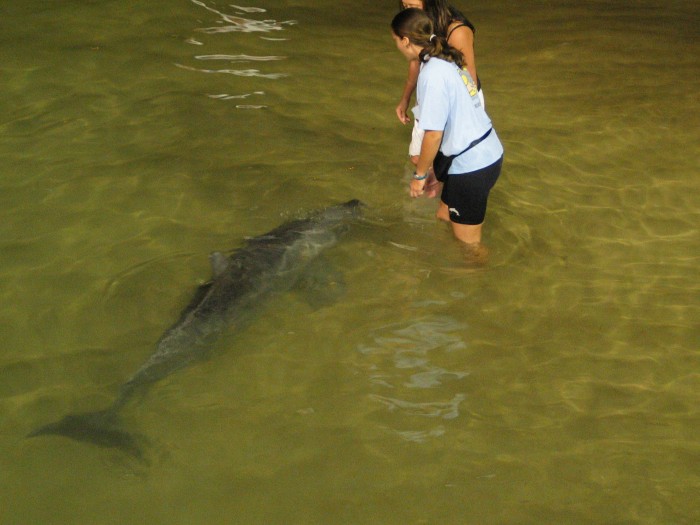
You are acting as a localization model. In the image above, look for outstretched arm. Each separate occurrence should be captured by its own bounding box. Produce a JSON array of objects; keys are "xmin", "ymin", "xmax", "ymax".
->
[{"xmin": 396, "ymin": 59, "xmax": 420, "ymax": 124}]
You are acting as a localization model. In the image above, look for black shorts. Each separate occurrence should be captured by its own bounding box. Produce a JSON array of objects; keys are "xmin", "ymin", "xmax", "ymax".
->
[{"xmin": 440, "ymin": 156, "xmax": 503, "ymax": 225}]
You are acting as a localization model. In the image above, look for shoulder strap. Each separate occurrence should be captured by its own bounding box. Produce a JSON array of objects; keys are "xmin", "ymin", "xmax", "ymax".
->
[
  {"xmin": 446, "ymin": 23, "xmax": 469, "ymax": 41},
  {"xmin": 453, "ymin": 128, "xmax": 492, "ymax": 158}
]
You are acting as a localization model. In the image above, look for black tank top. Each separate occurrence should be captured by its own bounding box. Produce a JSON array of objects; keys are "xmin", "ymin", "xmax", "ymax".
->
[{"xmin": 446, "ymin": 20, "xmax": 475, "ymax": 39}]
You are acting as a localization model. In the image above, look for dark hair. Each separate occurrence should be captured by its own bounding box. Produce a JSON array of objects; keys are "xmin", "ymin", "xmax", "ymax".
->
[
  {"xmin": 391, "ymin": 8, "xmax": 464, "ymax": 67},
  {"xmin": 422, "ymin": 0, "xmax": 473, "ymax": 37},
  {"xmin": 396, "ymin": 0, "xmax": 474, "ymax": 38}
]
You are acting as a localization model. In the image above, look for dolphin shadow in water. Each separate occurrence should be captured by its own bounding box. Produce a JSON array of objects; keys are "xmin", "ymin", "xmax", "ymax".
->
[{"xmin": 28, "ymin": 199, "xmax": 364, "ymax": 459}]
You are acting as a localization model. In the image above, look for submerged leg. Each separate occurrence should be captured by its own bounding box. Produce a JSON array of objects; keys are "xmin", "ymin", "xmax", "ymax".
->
[{"xmin": 435, "ymin": 202, "xmax": 489, "ymax": 265}]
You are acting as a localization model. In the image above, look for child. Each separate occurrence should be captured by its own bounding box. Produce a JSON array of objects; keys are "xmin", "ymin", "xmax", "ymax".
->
[
  {"xmin": 395, "ymin": 0, "xmax": 483, "ymax": 179},
  {"xmin": 392, "ymin": 8, "xmax": 503, "ymax": 250}
]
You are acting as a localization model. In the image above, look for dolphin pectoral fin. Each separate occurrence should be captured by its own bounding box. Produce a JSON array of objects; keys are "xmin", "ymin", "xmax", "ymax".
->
[
  {"xmin": 294, "ymin": 259, "xmax": 347, "ymax": 309},
  {"xmin": 27, "ymin": 411, "xmax": 145, "ymax": 459},
  {"xmin": 209, "ymin": 251, "xmax": 228, "ymax": 277},
  {"xmin": 172, "ymin": 280, "xmax": 214, "ymax": 325}
]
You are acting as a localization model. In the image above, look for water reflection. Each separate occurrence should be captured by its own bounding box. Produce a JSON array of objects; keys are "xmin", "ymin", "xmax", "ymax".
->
[
  {"xmin": 370, "ymin": 393, "xmax": 466, "ymax": 419},
  {"xmin": 393, "ymin": 425, "xmax": 446, "ymax": 443},
  {"xmin": 194, "ymin": 54, "xmax": 286, "ymax": 62},
  {"xmin": 357, "ymin": 317, "xmax": 470, "ymax": 441},
  {"xmin": 190, "ymin": 0, "xmax": 296, "ymax": 34},
  {"xmin": 174, "ymin": 62, "xmax": 287, "ymax": 79},
  {"xmin": 206, "ymin": 91, "xmax": 265, "ymax": 106},
  {"xmin": 181, "ymin": 0, "xmax": 294, "ymax": 105}
]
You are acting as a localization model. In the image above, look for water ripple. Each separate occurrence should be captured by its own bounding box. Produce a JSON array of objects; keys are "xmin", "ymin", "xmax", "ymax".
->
[
  {"xmin": 394, "ymin": 426, "xmax": 446, "ymax": 443},
  {"xmin": 191, "ymin": 0, "xmax": 296, "ymax": 34},
  {"xmin": 183, "ymin": 1, "xmax": 292, "ymax": 105},
  {"xmin": 228, "ymin": 4, "xmax": 266, "ymax": 13},
  {"xmin": 195, "ymin": 54, "xmax": 286, "ymax": 62},
  {"xmin": 355, "ymin": 316, "xmax": 471, "ymax": 441},
  {"xmin": 174, "ymin": 63, "xmax": 287, "ymax": 80},
  {"xmin": 206, "ymin": 91, "xmax": 267, "ymax": 107},
  {"xmin": 369, "ymin": 393, "xmax": 466, "ymax": 419}
]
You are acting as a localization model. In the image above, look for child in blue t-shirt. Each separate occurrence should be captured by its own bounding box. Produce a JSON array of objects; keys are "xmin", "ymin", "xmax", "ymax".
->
[{"xmin": 391, "ymin": 8, "xmax": 504, "ymax": 251}]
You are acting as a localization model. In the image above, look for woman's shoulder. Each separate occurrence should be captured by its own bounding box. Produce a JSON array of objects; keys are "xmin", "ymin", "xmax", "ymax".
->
[
  {"xmin": 447, "ymin": 20, "xmax": 475, "ymax": 38},
  {"xmin": 447, "ymin": 7, "xmax": 475, "ymax": 32}
]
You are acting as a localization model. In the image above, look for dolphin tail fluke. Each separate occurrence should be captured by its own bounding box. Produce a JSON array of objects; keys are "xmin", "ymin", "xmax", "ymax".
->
[{"xmin": 27, "ymin": 409, "xmax": 144, "ymax": 459}]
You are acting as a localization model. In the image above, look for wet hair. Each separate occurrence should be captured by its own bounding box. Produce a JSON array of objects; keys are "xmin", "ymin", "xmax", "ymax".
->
[{"xmin": 391, "ymin": 8, "xmax": 464, "ymax": 67}]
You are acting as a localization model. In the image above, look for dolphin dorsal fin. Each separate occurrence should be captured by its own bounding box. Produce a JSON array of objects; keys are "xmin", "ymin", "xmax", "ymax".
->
[{"xmin": 209, "ymin": 251, "xmax": 228, "ymax": 277}]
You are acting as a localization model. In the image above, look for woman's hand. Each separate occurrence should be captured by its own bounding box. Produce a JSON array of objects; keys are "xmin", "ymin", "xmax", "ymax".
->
[
  {"xmin": 423, "ymin": 170, "xmax": 442, "ymax": 198},
  {"xmin": 396, "ymin": 60, "xmax": 419, "ymax": 125},
  {"xmin": 396, "ymin": 101, "xmax": 411, "ymax": 125}
]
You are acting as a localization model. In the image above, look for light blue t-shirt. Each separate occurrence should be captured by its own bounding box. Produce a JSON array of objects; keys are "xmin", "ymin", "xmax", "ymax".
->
[{"xmin": 416, "ymin": 57, "xmax": 503, "ymax": 174}]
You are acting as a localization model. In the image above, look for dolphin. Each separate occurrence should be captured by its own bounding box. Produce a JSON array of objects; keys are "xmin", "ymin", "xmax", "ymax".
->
[{"xmin": 28, "ymin": 199, "xmax": 363, "ymax": 458}]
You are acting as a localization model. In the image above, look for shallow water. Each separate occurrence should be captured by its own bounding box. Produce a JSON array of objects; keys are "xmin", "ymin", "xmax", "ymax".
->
[{"xmin": 1, "ymin": 0, "xmax": 699, "ymax": 523}]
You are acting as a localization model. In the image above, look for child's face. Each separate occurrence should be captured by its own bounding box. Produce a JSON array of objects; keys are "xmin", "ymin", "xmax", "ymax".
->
[
  {"xmin": 401, "ymin": 0, "xmax": 424, "ymax": 9},
  {"xmin": 392, "ymin": 34, "xmax": 415, "ymax": 61}
]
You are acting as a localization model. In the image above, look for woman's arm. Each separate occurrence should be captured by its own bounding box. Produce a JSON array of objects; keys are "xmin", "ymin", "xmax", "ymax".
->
[
  {"xmin": 396, "ymin": 59, "xmax": 420, "ymax": 124},
  {"xmin": 447, "ymin": 23, "xmax": 477, "ymax": 86},
  {"xmin": 410, "ymin": 130, "xmax": 443, "ymax": 197}
]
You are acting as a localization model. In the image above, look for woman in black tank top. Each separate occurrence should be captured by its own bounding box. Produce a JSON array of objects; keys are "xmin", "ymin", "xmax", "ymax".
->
[{"xmin": 423, "ymin": 0, "xmax": 480, "ymax": 91}]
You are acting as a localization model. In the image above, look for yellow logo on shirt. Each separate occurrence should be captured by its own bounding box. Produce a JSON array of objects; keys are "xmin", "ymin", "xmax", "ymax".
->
[{"xmin": 459, "ymin": 68, "xmax": 478, "ymax": 97}]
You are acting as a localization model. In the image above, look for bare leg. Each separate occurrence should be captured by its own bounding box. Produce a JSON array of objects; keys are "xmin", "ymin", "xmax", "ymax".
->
[
  {"xmin": 451, "ymin": 222, "xmax": 489, "ymax": 265},
  {"xmin": 436, "ymin": 201, "xmax": 451, "ymax": 222},
  {"xmin": 458, "ymin": 240, "xmax": 489, "ymax": 265},
  {"xmin": 450, "ymin": 222, "xmax": 482, "ymax": 244},
  {"xmin": 437, "ymin": 202, "xmax": 483, "ymax": 243},
  {"xmin": 437, "ymin": 202, "xmax": 489, "ymax": 264}
]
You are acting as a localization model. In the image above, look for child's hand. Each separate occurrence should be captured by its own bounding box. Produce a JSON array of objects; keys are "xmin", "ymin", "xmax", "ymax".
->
[{"xmin": 410, "ymin": 177, "xmax": 426, "ymax": 197}]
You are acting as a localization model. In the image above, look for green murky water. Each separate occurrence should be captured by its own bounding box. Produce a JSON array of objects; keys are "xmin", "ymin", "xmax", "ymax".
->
[{"xmin": 1, "ymin": 0, "xmax": 698, "ymax": 523}]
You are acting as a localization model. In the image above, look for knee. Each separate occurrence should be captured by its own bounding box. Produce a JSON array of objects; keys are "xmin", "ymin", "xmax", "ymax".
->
[{"xmin": 436, "ymin": 204, "xmax": 450, "ymax": 222}]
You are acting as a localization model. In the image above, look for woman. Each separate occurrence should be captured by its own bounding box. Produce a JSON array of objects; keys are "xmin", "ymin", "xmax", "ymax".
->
[
  {"xmin": 395, "ymin": 0, "xmax": 482, "ymax": 171},
  {"xmin": 391, "ymin": 8, "xmax": 503, "ymax": 249}
]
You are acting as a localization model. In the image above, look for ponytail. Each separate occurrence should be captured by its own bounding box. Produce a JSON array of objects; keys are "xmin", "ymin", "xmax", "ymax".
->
[
  {"xmin": 391, "ymin": 8, "xmax": 464, "ymax": 68},
  {"xmin": 419, "ymin": 33, "xmax": 463, "ymax": 67}
]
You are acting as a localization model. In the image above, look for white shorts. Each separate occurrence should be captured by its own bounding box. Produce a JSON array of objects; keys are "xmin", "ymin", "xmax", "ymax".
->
[{"xmin": 408, "ymin": 118, "xmax": 423, "ymax": 158}]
